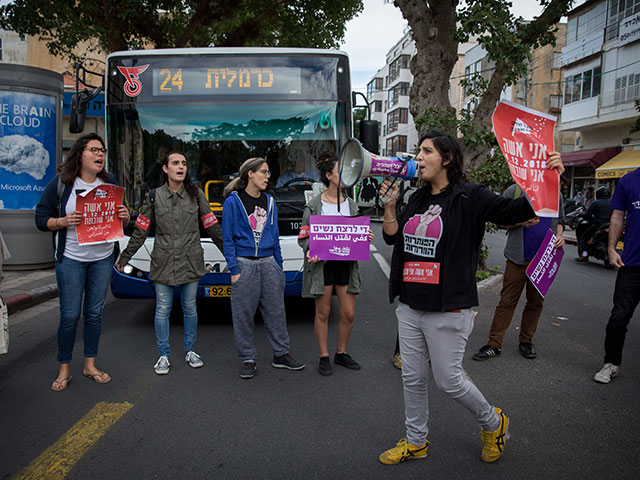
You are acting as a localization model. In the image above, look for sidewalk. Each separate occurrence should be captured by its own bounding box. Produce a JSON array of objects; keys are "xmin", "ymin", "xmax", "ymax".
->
[{"xmin": 1, "ymin": 268, "xmax": 58, "ymax": 314}]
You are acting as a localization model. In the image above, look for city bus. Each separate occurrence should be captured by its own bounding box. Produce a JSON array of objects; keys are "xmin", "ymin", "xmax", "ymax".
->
[{"xmin": 95, "ymin": 48, "xmax": 353, "ymax": 299}]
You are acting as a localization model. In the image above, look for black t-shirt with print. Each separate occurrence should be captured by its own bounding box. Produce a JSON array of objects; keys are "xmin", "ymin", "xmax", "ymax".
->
[
  {"xmin": 399, "ymin": 188, "xmax": 452, "ymax": 311},
  {"xmin": 238, "ymin": 190, "xmax": 268, "ymax": 248}
]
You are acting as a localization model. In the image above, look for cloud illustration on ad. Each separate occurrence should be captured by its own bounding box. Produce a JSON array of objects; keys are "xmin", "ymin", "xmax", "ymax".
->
[{"xmin": 0, "ymin": 134, "xmax": 50, "ymax": 180}]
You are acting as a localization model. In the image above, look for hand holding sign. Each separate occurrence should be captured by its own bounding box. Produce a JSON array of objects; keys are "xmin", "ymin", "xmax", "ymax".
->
[{"xmin": 492, "ymin": 100, "xmax": 564, "ymax": 217}]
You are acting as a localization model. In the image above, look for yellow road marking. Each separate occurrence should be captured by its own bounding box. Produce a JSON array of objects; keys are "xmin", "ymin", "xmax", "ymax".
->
[{"xmin": 15, "ymin": 401, "xmax": 134, "ymax": 480}]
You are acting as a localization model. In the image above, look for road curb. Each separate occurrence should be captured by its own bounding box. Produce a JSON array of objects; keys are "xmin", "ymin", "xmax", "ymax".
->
[
  {"xmin": 5, "ymin": 284, "xmax": 58, "ymax": 314},
  {"xmin": 477, "ymin": 273, "xmax": 503, "ymax": 292}
]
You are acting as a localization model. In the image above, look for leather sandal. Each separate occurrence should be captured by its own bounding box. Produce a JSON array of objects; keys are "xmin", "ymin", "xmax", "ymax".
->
[
  {"xmin": 83, "ymin": 371, "xmax": 111, "ymax": 384},
  {"xmin": 51, "ymin": 375, "xmax": 72, "ymax": 392}
]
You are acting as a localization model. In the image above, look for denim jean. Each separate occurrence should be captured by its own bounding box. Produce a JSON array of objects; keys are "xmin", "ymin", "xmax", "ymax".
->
[
  {"xmin": 604, "ymin": 266, "xmax": 640, "ymax": 366},
  {"xmin": 55, "ymin": 252, "xmax": 114, "ymax": 364},
  {"xmin": 396, "ymin": 303, "xmax": 499, "ymax": 446},
  {"xmin": 154, "ymin": 281, "xmax": 199, "ymax": 357}
]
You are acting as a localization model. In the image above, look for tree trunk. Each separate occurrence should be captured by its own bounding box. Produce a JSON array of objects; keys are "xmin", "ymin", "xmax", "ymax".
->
[{"xmin": 394, "ymin": 0, "xmax": 458, "ymax": 122}]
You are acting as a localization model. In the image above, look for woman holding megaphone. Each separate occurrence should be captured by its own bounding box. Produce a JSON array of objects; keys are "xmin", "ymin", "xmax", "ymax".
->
[
  {"xmin": 298, "ymin": 151, "xmax": 373, "ymax": 377},
  {"xmin": 377, "ymin": 131, "xmax": 564, "ymax": 465}
]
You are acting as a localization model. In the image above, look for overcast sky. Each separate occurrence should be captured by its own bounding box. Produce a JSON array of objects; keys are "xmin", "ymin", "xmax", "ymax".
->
[{"xmin": 340, "ymin": 0, "xmax": 584, "ymax": 92}]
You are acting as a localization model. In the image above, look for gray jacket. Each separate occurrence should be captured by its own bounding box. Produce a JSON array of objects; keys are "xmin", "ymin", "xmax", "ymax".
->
[
  {"xmin": 118, "ymin": 184, "xmax": 223, "ymax": 286},
  {"xmin": 298, "ymin": 194, "xmax": 361, "ymax": 297},
  {"xmin": 503, "ymin": 184, "xmax": 565, "ymax": 265}
]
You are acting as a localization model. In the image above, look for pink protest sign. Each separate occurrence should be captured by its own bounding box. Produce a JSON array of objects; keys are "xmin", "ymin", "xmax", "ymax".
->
[
  {"xmin": 76, "ymin": 184, "xmax": 125, "ymax": 245},
  {"xmin": 492, "ymin": 99, "xmax": 559, "ymax": 217},
  {"xmin": 309, "ymin": 215, "xmax": 370, "ymax": 261},
  {"xmin": 525, "ymin": 229, "xmax": 564, "ymax": 298}
]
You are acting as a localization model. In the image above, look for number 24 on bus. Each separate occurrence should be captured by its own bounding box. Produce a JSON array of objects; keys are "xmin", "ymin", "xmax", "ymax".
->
[{"xmin": 158, "ymin": 68, "xmax": 275, "ymax": 92}]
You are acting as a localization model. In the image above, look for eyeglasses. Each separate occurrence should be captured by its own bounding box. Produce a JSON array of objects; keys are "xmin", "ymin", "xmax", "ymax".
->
[
  {"xmin": 257, "ymin": 169, "xmax": 271, "ymax": 177},
  {"xmin": 86, "ymin": 147, "xmax": 107, "ymax": 155}
]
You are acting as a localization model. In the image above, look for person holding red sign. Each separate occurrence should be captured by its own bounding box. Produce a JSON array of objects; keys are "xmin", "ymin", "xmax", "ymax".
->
[
  {"xmin": 298, "ymin": 152, "xmax": 373, "ymax": 376},
  {"xmin": 116, "ymin": 152, "xmax": 223, "ymax": 375},
  {"xmin": 35, "ymin": 133, "xmax": 130, "ymax": 391},
  {"xmin": 377, "ymin": 131, "xmax": 564, "ymax": 464}
]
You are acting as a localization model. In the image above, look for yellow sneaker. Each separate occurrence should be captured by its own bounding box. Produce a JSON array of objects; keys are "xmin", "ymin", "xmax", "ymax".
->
[
  {"xmin": 379, "ymin": 438, "xmax": 428, "ymax": 464},
  {"xmin": 480, "ymin": 407, "xmax": 509, "ymax": 463}
]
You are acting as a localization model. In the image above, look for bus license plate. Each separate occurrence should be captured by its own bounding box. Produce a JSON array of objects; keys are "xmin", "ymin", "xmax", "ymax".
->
[
  {"xmin": 616, "ymin": 241, "xmax": 623, "ymax": 251},
  {"xmin": 206, "ymin": 286, "xmax": 231, "ymax": 297}
]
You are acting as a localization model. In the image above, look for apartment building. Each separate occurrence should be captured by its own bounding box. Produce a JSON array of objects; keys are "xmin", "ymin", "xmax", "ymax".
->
[
  {"xmin": 558, "ymin": 0, "xmax": 640, "ymax": 196},
  {"xmin": 366, "ymin": 31, "xmax": 475, "ymax": 157}
]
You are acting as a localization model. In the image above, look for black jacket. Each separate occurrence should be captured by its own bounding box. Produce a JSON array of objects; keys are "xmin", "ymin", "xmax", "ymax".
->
[
  {"xmin": 584, "ymin": 198, "xmax": 612, "ymax": 227},
  {"xmin": 383, "ymin": 182, "xmax": 535, "ymax": 310}
]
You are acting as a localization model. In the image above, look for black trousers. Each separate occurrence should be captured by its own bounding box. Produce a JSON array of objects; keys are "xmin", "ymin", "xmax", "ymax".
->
[{"xmin": 604, "ymin": 266, "xmax": 640, "ymax": 366}]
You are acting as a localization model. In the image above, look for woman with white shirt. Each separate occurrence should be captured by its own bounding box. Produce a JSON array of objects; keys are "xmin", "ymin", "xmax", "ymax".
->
[
  {"xmin": 298, "ymin": 152, "xmax": 373, "ymax": 376},
  {"xmin": 36, "ymin": 133, "xmax": 129, "ymax": 391}
]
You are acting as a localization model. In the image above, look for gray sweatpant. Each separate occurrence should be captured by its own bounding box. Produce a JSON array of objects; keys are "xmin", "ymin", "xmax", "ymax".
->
[
  {"xmin": 231, "ymin": 256, "xmax": 290, "ymax": 362},
  {"xmin": 396, "ymin": 302, "xmax": 500, "ymax": 446}
]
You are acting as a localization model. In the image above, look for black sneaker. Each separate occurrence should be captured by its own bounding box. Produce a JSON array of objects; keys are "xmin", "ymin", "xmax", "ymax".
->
[
  {"xmin": 318, "ymin": 356, "xmax": 333, "ymax": 376},
  {"xmin": 334, "ymin": 352, "xmax": 361, "ymax": 370},
  {"xmin": 519, "ymin": 342, "xmax": 537, "ymax": 359},
  {"xmin": 473, "ymin": 345, "xmax": 501, "ymax": 361},
  {"xmin": 240, "ymin": 362, "xmax": 256, "ymax": 379},
  {"xmin": 272, "ymin": 353, "xmax": 305, "ymax": 370}
]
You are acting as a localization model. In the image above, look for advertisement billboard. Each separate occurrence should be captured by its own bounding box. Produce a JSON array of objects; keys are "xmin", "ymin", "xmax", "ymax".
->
[{"xmin": 0, "ymin": 90, "xmax": 57, "ymax": 210}]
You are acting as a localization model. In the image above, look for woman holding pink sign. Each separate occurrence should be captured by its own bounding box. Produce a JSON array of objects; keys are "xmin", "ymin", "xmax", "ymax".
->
[
  {"xmin": 35, "ymin": 133, "xmax": 130, "ymax": 391},
  {"xmin": 298, "ymin": 152, "xmax": 373, "ymax": 377},
  {"xmin": 377, "ymin": 131, "xmax": 564, "ymax": 464}
]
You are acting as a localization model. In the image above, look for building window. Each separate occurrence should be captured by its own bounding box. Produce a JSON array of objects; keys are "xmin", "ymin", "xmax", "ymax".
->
[
  {"xmin": 386, "ymin": 108, "xmax": 408, "ymax": 133},
  {"xmin": 367, "ymin": 78, "xmax": 384, "ymax": 98},
  {"xmin": 389, "ymin": 55, "xmax": 411, "ymax": 83},
  {"xmin": 614, "ymin": 72, "xmax": 640, "ymax": 104},
  {"xmin": 372, "ymin": 100, "xmax": 382, "ymax": 112},
  {"xmin": 549, "ymin": 95, "xmax": 563, "ymax": 111},
  {"xmin": 386, "ymin": 135, "xmax": 407, "ymax": 155},
  {"xmin": 388, "ymin": 82, "xmax": 409, "ymax": 107},
  {"xmin": 567, "ymin": 2, "xmax": 607, "ymax": 43},
  {"xmin": 607, "ymin": 0, "xmax": 640, "ymax": 40},
  {"xmin": 564, "ymin": 67, "xmax": 602, "ymax": 104},
  {"xmin": 19, "ymin": 35, "xmax": 26, "ymax": 42}
]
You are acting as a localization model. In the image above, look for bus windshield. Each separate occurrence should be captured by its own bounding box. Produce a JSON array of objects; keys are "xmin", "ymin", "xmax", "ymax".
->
[{"xmin": 106, "ymin": 50, "xmax": 351, "ymax": 236}]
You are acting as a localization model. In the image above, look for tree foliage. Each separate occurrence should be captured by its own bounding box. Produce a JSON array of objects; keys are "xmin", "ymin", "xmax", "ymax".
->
[
  {"xmin": 0, "ymin": 0, "xmax": 363, "ymax": 61},
  {"xmin": 393, "ymin": 0, "xmax": 574, "ymax": 171}
]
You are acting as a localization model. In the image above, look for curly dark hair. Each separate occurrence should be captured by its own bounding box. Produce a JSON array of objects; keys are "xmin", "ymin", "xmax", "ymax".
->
[
  {"xmin": 418, "ymin": 130, "xmax": 468, "ymax": 186},
  {"xmin": 58, "ymin": 133, "xmax": 109, "ymax": 185},
  {"xmin": 316, "ymin": 151, "xmax": 337, "ymax": 187},
  {"xmin": 158, "ymin": 151, "xmax": 198, "ymax": 202}
]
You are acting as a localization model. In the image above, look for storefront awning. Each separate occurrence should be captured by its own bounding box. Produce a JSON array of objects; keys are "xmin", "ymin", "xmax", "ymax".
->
[
  {"xmin": 595, "ymin": 150, "xmax": 640, "ymax": 179},
  {"xmin": 561, "ymin": 147, "xmax": 621, "ymax": 168}
]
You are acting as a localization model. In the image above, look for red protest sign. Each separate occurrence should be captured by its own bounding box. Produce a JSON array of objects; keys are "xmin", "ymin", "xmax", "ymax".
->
[
  {"xmin": 492, "ymin": 100, "xmax": 559, "ymax": 217},
  {"xmin": 76, "ymin": 184, "xmax": 125, "ymax": 245}
]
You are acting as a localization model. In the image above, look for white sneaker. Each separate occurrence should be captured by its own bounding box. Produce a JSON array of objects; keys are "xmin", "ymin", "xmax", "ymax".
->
[
  {"xmin": 185, "ymin": 351, "xmax": 204, "ymax": 368},
  {"xmin": 594, "ymin": 363, "xmax": 619, "ymax": 384},
  {"xmin": 154, "ymin": 355, "xmax": 170, "ymax": 375}
]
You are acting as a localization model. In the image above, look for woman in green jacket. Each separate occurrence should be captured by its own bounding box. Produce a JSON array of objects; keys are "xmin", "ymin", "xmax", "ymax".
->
[
  {"xmin": 116, "ymin": 151, "xmax": 223, "ymax": 375},
  {"xmin": 298, "ymin": 152, "xmax": 372, "ymax": 376}
]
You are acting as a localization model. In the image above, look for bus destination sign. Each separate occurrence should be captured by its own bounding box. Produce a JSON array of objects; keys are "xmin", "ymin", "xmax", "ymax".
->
[{"xmin": 152, "ymin": 67, "xmax": 302, "ymax": 96}]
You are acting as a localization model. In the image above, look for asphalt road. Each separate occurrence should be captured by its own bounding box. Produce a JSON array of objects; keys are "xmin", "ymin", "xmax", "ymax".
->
[{"xmin": 1, "ymin": 225, "xmax": 639, "ymax": 480}]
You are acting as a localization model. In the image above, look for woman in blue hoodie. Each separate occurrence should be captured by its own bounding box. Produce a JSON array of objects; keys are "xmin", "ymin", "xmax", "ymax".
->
[{"xmin": 222, "ymin": 157, "xmax": 305, "ymax": 379}]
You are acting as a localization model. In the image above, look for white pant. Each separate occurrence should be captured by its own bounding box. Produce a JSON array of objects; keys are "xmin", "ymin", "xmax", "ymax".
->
[{"xmin": 396, "ymin": 303, "xmax": 499, "ymax": 446}]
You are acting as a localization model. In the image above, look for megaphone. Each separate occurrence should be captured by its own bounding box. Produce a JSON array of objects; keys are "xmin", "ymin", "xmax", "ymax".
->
[{"xmin": 338, "ymin": 138, "xmax": 418, "ymax": 188}]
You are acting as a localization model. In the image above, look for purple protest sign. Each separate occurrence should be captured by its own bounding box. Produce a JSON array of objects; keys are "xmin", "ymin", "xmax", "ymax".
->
[
  {"xmin": 525, "ymin": 229, "xmax": 564, "ymax": 298},
  {"xmin": 309, "ymin": 215, "xmax": 370, "ymax": 261}
]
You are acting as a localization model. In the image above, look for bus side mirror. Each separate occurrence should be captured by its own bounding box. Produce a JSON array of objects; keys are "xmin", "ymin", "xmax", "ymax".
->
[
  {"xmin": 359, "ymin": 119, "xmax": 379, "ymax": 155},
  {"xmin": 69, "ymin": 87, "xmax": 103, "ymax": 134}
]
